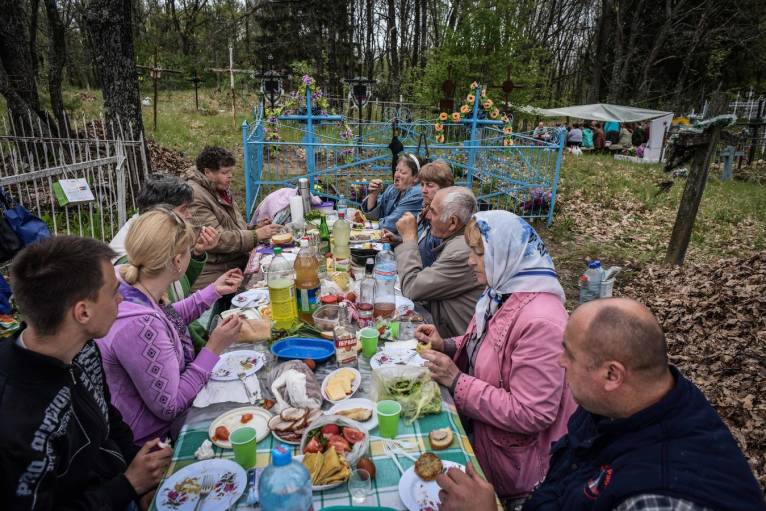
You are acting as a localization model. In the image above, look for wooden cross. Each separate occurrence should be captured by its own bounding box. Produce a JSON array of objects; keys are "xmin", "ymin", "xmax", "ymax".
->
[
  {"xmin": 137, "ymin": 48, "xmax": 182, "ymax": 130},
  {"xmin": 209, "ymin": 43, "xmax": 258, "ymax": 127},
  {"xmin": 488, "ymin": 64, "xmax": 526, "ymax": 115},
  {"xmin": 190, "ymin": 70, "xmax": 203, "ymax": 111}
]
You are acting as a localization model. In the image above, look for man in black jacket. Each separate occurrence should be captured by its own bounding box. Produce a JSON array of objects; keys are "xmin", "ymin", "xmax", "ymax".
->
[{"xmin": 0, "ymin": 236, "xmax": 172, "ymax": 509}]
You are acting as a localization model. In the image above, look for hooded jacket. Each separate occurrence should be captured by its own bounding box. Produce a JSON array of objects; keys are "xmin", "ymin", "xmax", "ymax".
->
[{"xmin": 0, "ymin": 335, "xmax": 140, "ymax": 509}]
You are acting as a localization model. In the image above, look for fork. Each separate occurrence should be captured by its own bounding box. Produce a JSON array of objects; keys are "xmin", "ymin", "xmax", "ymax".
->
[
  {"xmin": 237, "ymin": 372, "xmax": 256, "ymax": 404},
  {"xmin": 383, "ymin": 441, "xmax": 405, "ymax": 474},
  {"xmin": 194, "ymin": 474, "xmax": 215, "ymax": 511},
  {"xmin": 385, "ymin": 439, "xmax": 418, "ymax": 463}
]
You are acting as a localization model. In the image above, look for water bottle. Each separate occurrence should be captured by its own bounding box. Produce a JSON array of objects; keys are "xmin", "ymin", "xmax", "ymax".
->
[
  {"xmin": 258, "ymin": 445, "xmax": 314, "ymax": 511},
  {"xmin": 336, "ymin": 194, "xmax": 348, "ymax": 217},
  {"xmin": 579, "ymin": 260, "xmax": 604, "ymax": 304},
  {"xmin": 373, "ymin": 243, "xmax": 397, "ymax": 318}
]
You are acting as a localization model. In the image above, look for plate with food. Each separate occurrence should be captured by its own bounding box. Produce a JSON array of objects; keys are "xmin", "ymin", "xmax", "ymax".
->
[
  {"xmin": 295, "ymin": 448, "xmax": 351, "ymax": 491},
  {"xmin": 321, "ymin": 367, "xmax": 361, "ymax": 403},
  {"xmin": 398, "ymin": 453, "xmax": 464, "ymax": 511},
  {"xmin": 210, "ymin": 350, "xmax": 266, "ymax": 381},
  {"xmin": 268, "ymin": 407, "xmax": 323, "ymax": 445},
  {"xmin": 271, "ymin": 232, "xmax": 294, "ymax": 246},
  {"xmin": 327, "ymin": 398, "xmax": 377, "ymax": 431},
  {"xmin": 231, "ymin": 289, "xmax": 269, "ymax": 308},
  {"xmin": 300, "ymin": 416, "xmax": 369, "ymax": 465},
  {"xmin": 370, "ymin": 348, "xmax": 426, "ymax": 370},
  {"xmin": 349, "ymin": 230, "xmax": 384, "ymax": 242},
  {"xmin": 156, "ymin": 458, "xmax": 246, "ymax": 511},
  {"xmin": 208, "ymin": 406, "xmax": 271, "ymax": 449}
]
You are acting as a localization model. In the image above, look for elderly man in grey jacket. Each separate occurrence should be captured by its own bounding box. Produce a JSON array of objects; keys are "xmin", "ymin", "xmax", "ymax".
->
[{"xmin": 395, "ymin": 186, "xmax": 484, "ymax": 338}]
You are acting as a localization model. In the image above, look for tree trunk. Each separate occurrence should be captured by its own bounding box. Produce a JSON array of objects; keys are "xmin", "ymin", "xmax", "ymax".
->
[
  {"xmin": 85, "ymin": 0, "xmax": 146, "ymax": 144},
  {"xmin": 44, "ymin": 0, "xmax": 67, "ymax": 134},
  {"xmin": 29, "ymin": 0, "xmax": 40, "ymax": 83},
  {"xmin": 588, "ymin": 0, "xmax": 610, "ymax": 103},
  {"xmin": 387, "ymin": 0, "xmax": 400, "ymax": 96},
  {"xmin": 412, "ymin": 0, "xmax": 420, "ymax": 68}
]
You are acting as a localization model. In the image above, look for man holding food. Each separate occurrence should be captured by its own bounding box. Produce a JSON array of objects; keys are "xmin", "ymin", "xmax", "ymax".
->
[{"xmin": 435, "ymin": 298, "xmax": 766, "ymax": 511}]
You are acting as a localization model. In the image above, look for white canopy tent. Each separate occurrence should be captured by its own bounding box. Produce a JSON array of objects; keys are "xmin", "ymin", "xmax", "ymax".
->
[{"xmin": 533, "ymin": 103, "xmax": 674, "ymax": 163}]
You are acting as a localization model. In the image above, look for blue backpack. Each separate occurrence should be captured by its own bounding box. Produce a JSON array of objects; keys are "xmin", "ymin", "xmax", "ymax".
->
[{"xmin": 0, "ymin": 274, "xmax": 11, "ymax": 314}]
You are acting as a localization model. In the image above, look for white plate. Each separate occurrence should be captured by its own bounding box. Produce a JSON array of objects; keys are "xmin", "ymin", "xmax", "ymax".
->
[
  {"xmin": 220, "ymin": 307, "xmax": 261, "ymax": 320},
  {"xmin": 210, "ymin": 350, "xmax": 266, "ymax": 381},
  {"xmin": 156, "ymin": 458, "xmax": 247, "ymax": 511},
  {"xmin": 398, "ymin": 461, "xmax": 465, "ymax": 511},
  {"xmin": 231, "ymin": 289, "xmax": 269, "ymax": 308},
  {"xmin": 327, "ymin": 398, "xmax": 378, "ymax": 432},
  {"xmin": 294, "ymin": 454, "xmax": 348, "ymax": 491},
  {"xmin": 208, "ymin": 406, "xmax": 271, "ymax": 449},
  {"xmin": 271, "ymin": 429, "xmax": 303, "ymax": 445},
  {"xmin": 370, "ymin": 349, "xmax": 426, "ymax": 370},
  {"xmin": 321, "ymin": 367, "xmax": 362, "ymax": 403}
]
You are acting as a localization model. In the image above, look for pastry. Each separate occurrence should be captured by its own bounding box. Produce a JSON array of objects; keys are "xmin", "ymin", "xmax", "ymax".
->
[
  {"xmin": 335, "ymin": 407, "xmax": 373, "ymax": 422},
  {"xmin": 414, "ymin": 452, "xmax": 443, "ymax": 481},
  {"xmin": 428, "ymin": 428, "xmax": 454, "ymax": 450},
  {"xmin": 271, "ymin": 232, "xmax": 293, "ymax": 245}
]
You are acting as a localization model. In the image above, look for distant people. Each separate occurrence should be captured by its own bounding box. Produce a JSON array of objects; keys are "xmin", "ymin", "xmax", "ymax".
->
[
  {"xmin": 436, "ymin": 298, "xmax": 766, "ymax": 511},
  {"xmin": 567, "ymin": 123, "xmax": 583, "ymax": 147},
  {"xmin": 97, "ymin": 209, "xmax": 244, "ymax": 445},
  {"xmin": 604, "ymin": 120, "xmax": 620, "ymax": 137},
  {"xmin": 593, "ymin": 123, "xmax": 606, "ymax": 150},
  {"xmin": 581, "ymin": 123, "xmax": 594, "ymax": 149},
  {"xmin": 362, "ymin": 153, "xmax": 426, "ymax": 233},
  {"xmin": 631, "ymin": 122, "xmax": 645, "ymax": 147},
  {"xmin": 395, "ymin": 187, "xmax": 483, "ymax": 338},
  {"xmin": 186, "ymin": 146, "xmax": 281, "ymax": 290},
  {"xmin": 1, "ymin": 236, "xmax": 172, "ymax": 509}
]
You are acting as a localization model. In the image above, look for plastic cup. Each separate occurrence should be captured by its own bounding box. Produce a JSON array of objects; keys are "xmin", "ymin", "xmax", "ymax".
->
[
  {"xmin": 359, "ymin": 327, "xmax": 379, "ymax": 358},
  {"xmin": 230, "ymin": 427, "xmax": 258, "ymax": 468},
  {"xmin": 389, "ymin": 321, "xmax": 400, "ymax": 339},
  {"xmin": 377, "ymin": 400, "xmax": 402, "ymax": 438}
]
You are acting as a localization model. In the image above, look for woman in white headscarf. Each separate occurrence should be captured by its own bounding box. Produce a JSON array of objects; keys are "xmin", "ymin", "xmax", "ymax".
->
[{"xmin": 417, "ymin": 210, "xmax": 576, "ymax": 504}]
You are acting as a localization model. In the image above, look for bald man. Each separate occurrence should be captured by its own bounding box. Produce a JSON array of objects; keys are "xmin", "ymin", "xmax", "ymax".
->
[{"xmin": 436, "ymin": 298, "xmax": 766, "ymax": 511}]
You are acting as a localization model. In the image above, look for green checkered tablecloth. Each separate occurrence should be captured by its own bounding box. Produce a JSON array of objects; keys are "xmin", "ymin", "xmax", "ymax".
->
[{"xmin": 151, "ymin": 395, "xmax": 483, "ymax": 510}]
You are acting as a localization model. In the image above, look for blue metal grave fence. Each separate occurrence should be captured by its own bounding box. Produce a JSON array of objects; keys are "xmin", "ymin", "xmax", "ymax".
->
[{"xmin": 243, "ymin": 84, "xmax": 566, "ymax": 225}]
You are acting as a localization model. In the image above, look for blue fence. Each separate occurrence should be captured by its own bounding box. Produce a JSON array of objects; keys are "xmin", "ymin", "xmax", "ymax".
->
[{"xmin": 243, "ymin": 85, "xmax": 566, "ymax": 225}]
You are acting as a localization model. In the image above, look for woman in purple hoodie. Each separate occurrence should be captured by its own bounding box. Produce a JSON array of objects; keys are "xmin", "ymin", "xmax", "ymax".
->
[{"xmin": 97, "ymin": 208, "xmax": 243, "ymax": 444}]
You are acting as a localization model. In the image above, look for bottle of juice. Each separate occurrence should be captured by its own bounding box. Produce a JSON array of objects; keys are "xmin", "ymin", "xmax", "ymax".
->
[
  {"xmin": 332, "ymin": 211, "xmax": 351, "ymax": 273},
  {"xmin": 267, "ymin": 247, "xmax": 297, "ymax": 330},
  {"xmin": 294, "ymin": 239, "xmax": 320, "ymax": 323}
]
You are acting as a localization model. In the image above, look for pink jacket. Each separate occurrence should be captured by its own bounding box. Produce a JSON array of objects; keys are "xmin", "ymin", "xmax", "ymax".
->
[{"xmin": 451, "ymin": 292, "xmax": 576, "ymax": 498}]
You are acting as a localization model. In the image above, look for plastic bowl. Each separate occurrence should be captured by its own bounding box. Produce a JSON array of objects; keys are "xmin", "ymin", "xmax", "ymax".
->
[{"xmin": 312, "ymin": 304, "xmax": 339, "ymax": 331}]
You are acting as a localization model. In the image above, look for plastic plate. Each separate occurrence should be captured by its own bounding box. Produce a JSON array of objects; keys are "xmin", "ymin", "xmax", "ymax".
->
[{"xmin": 271, "ymin": 337, "xmax": 336, "ymax": 362}]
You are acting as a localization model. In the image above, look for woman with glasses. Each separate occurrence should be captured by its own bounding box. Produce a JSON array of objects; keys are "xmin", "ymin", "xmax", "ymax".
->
[{"xmin": 97, "ymin": 208, "xmax": 244, "ymax": 445}]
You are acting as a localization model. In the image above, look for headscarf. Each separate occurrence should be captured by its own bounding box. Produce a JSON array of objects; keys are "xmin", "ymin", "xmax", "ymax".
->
[{"xmin": 471, "ymin": 210, "xmax": 565, "ymax": 338}]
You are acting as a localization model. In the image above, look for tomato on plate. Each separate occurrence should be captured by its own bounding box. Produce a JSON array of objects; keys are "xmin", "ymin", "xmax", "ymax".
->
[
  {"xmin": 240, "ymin": 413, "xmax": 253, "ymax": 423},
  {"xmin": 303, "ymin": 437, "xmax": 322, "ymax": 454},
  {"xmin": 213, "ymin": 426, "xmax": 230, "ymax": 441},
  {"xmin": 342, "ymin": 427, "xmax": 365, "ymax": 445},
  {"xmin": 321, "ymin": 424, "xmax": 340, "ymax": 436},
  {"xmin": 328, "ymin": 436, "xmax": 351, "ymax": 454}
]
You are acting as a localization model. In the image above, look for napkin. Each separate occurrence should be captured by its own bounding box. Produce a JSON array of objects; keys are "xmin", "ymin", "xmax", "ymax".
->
[{"xmin": 193, "ymin": 374, "xmax": 262, "ymax": 408}]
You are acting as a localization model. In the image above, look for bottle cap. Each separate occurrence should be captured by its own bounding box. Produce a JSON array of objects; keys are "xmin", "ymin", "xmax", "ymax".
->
[
  {"xmin": 588, "ymin": 260, "xmax": 601, "ymax": 269},
  {"xmin": 338, "ymin": 211, "xmax": 345, "ymax": 218},
  {"xmin": 271, "ymin": 445, "xmax": 292, "ymax": 466},
  {"xmin": 273, "ymin": 247, "xmax": 283, "ymax": 255},
  {"xmin": 383, "ymin": 243, "xmax": 391, "ymax": 250}
]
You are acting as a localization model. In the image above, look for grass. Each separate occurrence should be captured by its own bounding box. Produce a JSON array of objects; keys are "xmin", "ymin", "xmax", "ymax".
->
[{"xmin": 4, "ymin": 87, "xmax": 766, "ymax": 299}]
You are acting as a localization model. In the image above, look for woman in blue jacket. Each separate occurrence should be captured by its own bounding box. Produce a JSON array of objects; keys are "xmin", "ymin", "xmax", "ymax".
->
[{"xmin": 362, "ymin": 153, "xmax": 427, "ymax": 233}]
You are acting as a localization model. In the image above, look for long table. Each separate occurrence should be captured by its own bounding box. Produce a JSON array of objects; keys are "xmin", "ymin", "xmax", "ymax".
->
[{"xmin": 150, "ymin": 341, "xmax": 487, "ymax": 510}]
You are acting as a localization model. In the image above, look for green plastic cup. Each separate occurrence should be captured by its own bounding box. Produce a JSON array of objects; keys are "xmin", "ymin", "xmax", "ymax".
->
[
  {"xmin": 377, "ymin": 400, "xmax": 402, "ymax": 439},
  {"xmin": 360, "ymin": 327, "xmax": 380, "ymax": 358},
  {"xmin": 230, "ymin": 427, "xmax": 258, "ymax": 468},
  {"xmin": 389, "ymin": 321, "xmax": 400, "ymax": 339}
]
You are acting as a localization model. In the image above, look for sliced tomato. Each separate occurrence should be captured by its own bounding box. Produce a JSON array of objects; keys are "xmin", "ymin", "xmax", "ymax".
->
[
  {"xmin": 240, "ymin": 413, "xmax": 253, "ymax": 423},
  {"xmin": 328, "ymin": 436, "xmax": 351, "ymax": 454},
  {"xmin": 321, "ymin": 424, "xmax": 340, "ymax": 436},
  {"xmin": 214, "ymin": 426, "xmax": 230, "ymax": 441},
  {"xmin": 303, "ymin": 437, "xmax": 322, "ymax": 454},
  {"xmin": 342, "ymin": 427, "xmax": 365, "ymax": 445}
]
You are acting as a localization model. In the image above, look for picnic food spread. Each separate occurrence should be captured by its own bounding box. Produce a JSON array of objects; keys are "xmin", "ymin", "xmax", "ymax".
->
[
  {"xmin": 268, "ymin": 407, "xmax": 322, "ymax": 443},
  {"xmin": 302, "ymin": 446, "xmax": 351, "ymax": 486}
]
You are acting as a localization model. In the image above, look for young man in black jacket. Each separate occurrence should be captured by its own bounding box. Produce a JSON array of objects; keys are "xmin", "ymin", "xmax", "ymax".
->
[{"xmin": 0, "ymin": 236, "xmax": 172, "ymax": 509}]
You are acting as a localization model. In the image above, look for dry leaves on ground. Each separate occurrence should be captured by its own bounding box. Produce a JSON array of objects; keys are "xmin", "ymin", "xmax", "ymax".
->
[
  {"xmin": 618, "ymin": 253, "xmax": 766, "ymax": 491},
  {"xmin": 148, "ymin": 141, "xmax": 190, "ymax": 175}
]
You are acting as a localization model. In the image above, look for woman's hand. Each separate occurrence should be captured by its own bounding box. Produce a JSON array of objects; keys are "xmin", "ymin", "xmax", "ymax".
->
[
  {"xmin": 420, "ymin": 349, "xmax": 461, "ymax": 388},
  {"xmin": 206, "ymin": 314, "xmax": 243, "ymax": 355},
  {"xmin": 255, "ymin": 223, "xmax": 282, "ymax": 241},
  {"xmin": 214, "ymin": 268, "xmax": 243, "ymax": 295},
  {"xmin": 193, "ymin": 226, "xmax": 220, "ymax": 256},
  {"xmin": 380, "ymin": 229, "xmax": 402, "ymax": 245},
  {"xmin": 367, "ymin": 179, "xmax": 383, "ymax": 196},
  {"xmin": 415, "ymin": 324, "xmax": 444, "ymax": 352}
]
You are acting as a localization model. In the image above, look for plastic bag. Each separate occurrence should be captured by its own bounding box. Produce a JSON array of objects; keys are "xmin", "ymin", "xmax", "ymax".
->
[
  {"xmin": 372, "ymin": 365, "xmax": 442, "ymax": 424},
  {"xmin": 268, "ymin": 360, "xmax": 323, "ymax": 412},
  {"xmin": 299, "ymin": 414, "xmax": 369, "ymax": 465}
]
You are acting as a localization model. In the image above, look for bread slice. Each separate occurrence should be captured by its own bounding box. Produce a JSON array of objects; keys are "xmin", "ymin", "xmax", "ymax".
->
[{"xmin": 428, "ymin": 428, "xmax": 454, "ymax": 450}]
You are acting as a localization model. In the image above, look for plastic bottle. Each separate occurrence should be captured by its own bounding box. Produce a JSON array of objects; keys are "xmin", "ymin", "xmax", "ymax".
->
[
  {"xmin": 318, "ymin": 215, "xmax": 331, "ymax": 257},
  {"xmin": 267, "ymin": 247, "xmax": 297, "ymax": 329},
  {"xmin": 258, "ymin": 445, "xmax": 314, "ymax": 511},
  {"xmin": 336, "ymin": 194, "xmax": 348, "ymax": 217},
  {"xmin": 332, "ymin": 211, "xmax": 351, "ymax": 273},
  {"xmin": 294, "ymin": 239, "xmax": 320, "ymax": 324},
  {"xmin": 373, "ymin": 243, "xmax": 397, "ymax": 318},
  {"xmin": 334, "ymin": 302, "xmax": 358, "ymax": 367},
  {"xmin": 358, "ymin": 258, "xmax": 376, "ymax": 326},
  {"xmin": 579, "ymin": 260, "xmax": 604, "ymax": 304}
]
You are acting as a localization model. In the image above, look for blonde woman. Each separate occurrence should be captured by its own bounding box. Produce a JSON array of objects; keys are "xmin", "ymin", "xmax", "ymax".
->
[{"xmin": 97, "ymin": 208, "xmax": 243, "ymax": 444}]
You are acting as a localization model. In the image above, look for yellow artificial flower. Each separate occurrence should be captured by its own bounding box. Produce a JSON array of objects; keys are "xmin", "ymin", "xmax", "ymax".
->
[
  {"xmin": 470, "ymin": 81, "xmax": 478, "ymax": 90},
  {"xmin": 483, "ymin": 99, "xmax": 494, "ymax": 109},
  {"xmin": 504, "ymin": 138, "xmax": 514, "ymax": 146},
  {"xmin": 452, "ymin": 112, "xmax": 462, "ymax": 122},
  {"xmin": 490, "ymin": 109, "xmax": 500, "ymax": 119},
  {"xmin": 467, "ymin": 94, "xmax": 475, "ymax": 103},
  {"xmin": 436, "ymin": 134, "xmax": 445, "ymax": 143},
  {"xmin": 434, "ymin": 122, "xmax": 444, "ymax": 132},
  {"xmin": 460, "ymin": 104, "xmax": 470, "ymax": 114},
  {"xmin": 439, "ymin": 112, "xmax": 449, "ymax": 121}
]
